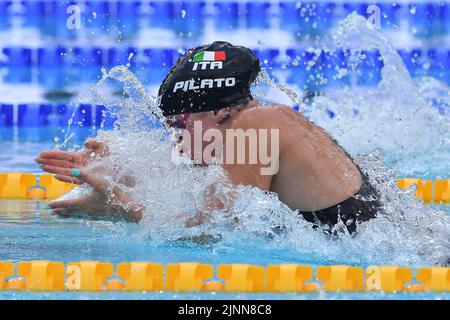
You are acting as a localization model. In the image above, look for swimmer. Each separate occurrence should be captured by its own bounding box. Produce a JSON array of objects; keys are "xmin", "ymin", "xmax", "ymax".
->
[{"xmin": 35, "ymin": 41, "xmax": 382, "ymax": 235}]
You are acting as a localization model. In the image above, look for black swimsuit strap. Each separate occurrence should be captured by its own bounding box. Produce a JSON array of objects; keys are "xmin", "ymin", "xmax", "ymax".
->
[{"xmin": 298, "ymin": 137, "xmax": 381, "ymax": 235}]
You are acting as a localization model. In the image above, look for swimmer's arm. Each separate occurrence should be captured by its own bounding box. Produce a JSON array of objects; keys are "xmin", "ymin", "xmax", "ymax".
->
[{"xmin": 49, "ymin": 168, "xmax": 144, "ymax": 223}]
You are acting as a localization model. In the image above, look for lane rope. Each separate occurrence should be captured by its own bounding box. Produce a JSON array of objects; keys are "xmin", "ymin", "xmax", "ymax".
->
[
  {"xmin": 0, "ymin": 173, "xmax": 448, "ymax": 204},
  {"xmin": 0, "ymin": 261, "xmax": 448, "ymax": 292}
]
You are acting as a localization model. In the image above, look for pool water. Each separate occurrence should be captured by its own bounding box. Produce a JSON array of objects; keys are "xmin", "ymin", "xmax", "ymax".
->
[
  {"xmin": 1, "ymin": 4, "xmax": 450, "ymax": 299},
  {"xmin": 0, "ymin": 200, "xmax": 449, "ymax": 300}
]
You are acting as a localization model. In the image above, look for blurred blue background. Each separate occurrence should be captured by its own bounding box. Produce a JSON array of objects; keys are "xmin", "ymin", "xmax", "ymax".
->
[{"xmin": 0, "ymin": 0, "xmax": 449, "ymax": 136}]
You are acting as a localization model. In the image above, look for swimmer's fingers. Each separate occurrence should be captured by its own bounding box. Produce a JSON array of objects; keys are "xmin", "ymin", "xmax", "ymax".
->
[
  {"xmin": 50, "ymin": 208, "xmax": 115, "ymax": 220},
  {"xmin": 48, "ymin": 197, "xmax": 90, "ymax": 209},
  {"xmin": 36, "ymin": 150, "xmax": 76, "ymax": 162},
  {"xmin": 39, "ymin": 165, "xmax": 84, "ymax": 184},
  {"xmin": 53, "ymin": 174, "xmax": 83, "ymax": 185},
  {"xmin": 35, "ymin": 157, "xmax": 75, "ymax": 169},
  {"xmin": 36, "ymin": 150, "xmax": 90, "ymax": 167},
  {"xmin": 49, "ymin": 208, "xmax": 82, "ymax": 218},
  {"xmin": 84, "ymin": 139, "xmax": 110, "ymax": 157},
  {"xmin": 39, "ymin": 164, "xmax": 76, "ymax": 177},
  {"xmin": 50, "ymin": 208, "xmax": 101, "ymax": 219},
  {"xmin": 74, "ymin": 168, "xmax": 110, "ymax": 194},
  {"xmin": 49, "ymin": 198, "xmax": 114, "ymax": 218}
]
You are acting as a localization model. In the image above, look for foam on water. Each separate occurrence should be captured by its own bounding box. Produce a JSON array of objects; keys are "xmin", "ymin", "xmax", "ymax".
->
[{"xmin": 59, "ymin": 13, "xmax": 450, "ymax": 267}]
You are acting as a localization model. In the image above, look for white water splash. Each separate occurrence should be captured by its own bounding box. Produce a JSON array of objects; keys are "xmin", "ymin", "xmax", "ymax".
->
[{"xmin": 306, "ymin": 13, "xmax": 450, "ymax": 176}]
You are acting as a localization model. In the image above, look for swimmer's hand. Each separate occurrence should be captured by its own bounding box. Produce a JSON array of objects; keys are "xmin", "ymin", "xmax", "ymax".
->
[
  {"xmin": 35, "ymin": 139, "xmax": 109, "ymax": 185},
  {"xmin": 47, "ymin": 167, "xmax": 143, "ymax": 223}
]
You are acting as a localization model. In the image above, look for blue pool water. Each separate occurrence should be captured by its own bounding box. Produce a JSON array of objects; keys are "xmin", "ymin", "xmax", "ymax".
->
[
  {"xmin": 1, "ymin": 1, "xmax": 450, "ymax": 300},
  {"xmin": 0, "ymin": 200, "xmax": 449, "ymax": 300}
]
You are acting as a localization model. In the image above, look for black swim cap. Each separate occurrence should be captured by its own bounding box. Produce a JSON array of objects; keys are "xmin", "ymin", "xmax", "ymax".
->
[{"xmin": 157, "ymin": 41, "xmax": 261, "ymax": 116}]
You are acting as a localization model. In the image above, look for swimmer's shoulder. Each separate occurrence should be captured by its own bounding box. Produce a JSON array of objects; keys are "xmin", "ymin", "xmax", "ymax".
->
[{"xmin": 233, "ymin": 101, "xmax": 303, "ymax": 129}]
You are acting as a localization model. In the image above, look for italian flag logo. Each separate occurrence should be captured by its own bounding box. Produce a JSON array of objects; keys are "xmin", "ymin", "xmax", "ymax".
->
[{"xmin": 193, "ymin": 51, "xmax": 226, "ymax": 62}]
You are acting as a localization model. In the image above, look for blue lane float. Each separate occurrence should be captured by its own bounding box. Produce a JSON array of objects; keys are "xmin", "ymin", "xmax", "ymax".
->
[
  {"xmin": 0, "ymin": 1, "xmax": 12, "ymax": 29},
  {"xmin": 0, "ymin": 104, "xmax": 13, "ymax": 126},
  {"xmin": 13, "ymin": 104, "xmax": 98, "ymax": 127},
  {"xmin": 116, "ymin": 1, "xmax": 141, "ymax": 37},
  {"xmin": 3, "ymin": 99, "xmax": 448, "ymax": 131},
  {"xmin": 0, "ymin": 1, "xmax": 449, "ymax": 38},
  {"xmin": 84, "ymin": 0, "xmax": 111, "ymax": 31},
  {"xmin": 378, "ymin": 3, "xmax": 403, "ymax": 28},
  {"xmin": 410, "ymin": 3, "xmax": 447, "ymax": 38},
  {"xmin": 1, "ymin": 103, "xmax": 143, "ymax": 129},
  {"xmin": 279, "ymin": 2, "xmax": 301, "ymax": 33},
  {"xmin": 427, "ymin": 49, "xmax": 450, "ymax": 83},
  {"xmin": 0, "ymin": 47, "xmax": 449, "ymax": 88},
  {"xmin": 20, "ymin": 1, "xmax": 45, "ymax": 28},
  {"xmin": 0, "ymin": 102, "xmax": 331, "ymax": 130},
  {"xmin": 253, "ymin": 48, "xmax": 280, "ymax": 68},
  {"xmin": 107, "ymin": 47, "xmax": 139, "ymax": 67},
  {"xmin": 1, "ymin": 48, "xmax": 33, "ymax": 67},
  {"xmin": 141, "ymin": 48, "xmax": 176, "ymax": 68},
  {"xmin": 71, "ymin": 47, "xmax": 103, "ymax": 67},
  {"xmin": 37, "ymin": 47, "xmax": 67, "ymax": 66},
  {"xmin": 149, "ymin": 1, "xmax": 175, "ymax": 29},
  {"xmin": 172, "ymin": 1, "xmax": 206, "ymax": 39},
  {"xmin": 0, "ymin": 46, "xmax": 448, "ymax": 71},
  {"xmin": 246, "ymin": 2, "xmax": 271, "ymax": 29},
  {"xmin": 56, "ymin": 104, "xmax": 92, "ymax": 127},
  {"xmin": 214, "ymin": 2, "xmax": 239, "ymax": 30},
  {"xmin": 95, "ymin": 105, "xmax": 118, "ymax": 129},
  {"xmin": 18, "ymin": 104, "xmax": 53, "ymax": 126}
]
